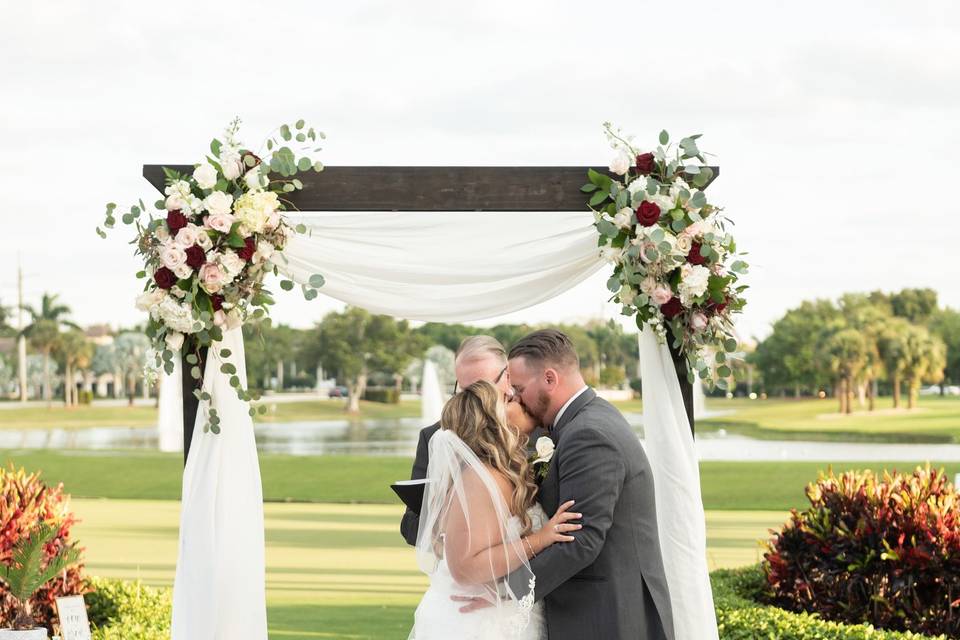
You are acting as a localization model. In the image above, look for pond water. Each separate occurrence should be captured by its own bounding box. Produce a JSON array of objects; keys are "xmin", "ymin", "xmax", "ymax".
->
[{"xmin": 3, "ymin": 414, "xmax": 960, "ymax": 462}]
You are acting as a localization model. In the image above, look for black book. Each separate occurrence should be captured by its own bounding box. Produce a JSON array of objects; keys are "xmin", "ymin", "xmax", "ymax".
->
[{"xmin": 391, "ymin": 479, "xmax": 429, "ymax": 514}]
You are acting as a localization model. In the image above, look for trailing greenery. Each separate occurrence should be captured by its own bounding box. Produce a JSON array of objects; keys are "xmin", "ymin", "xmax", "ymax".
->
[{"xmin": 712, "ymin": 566, "xmax": 945, "ymax": 640}]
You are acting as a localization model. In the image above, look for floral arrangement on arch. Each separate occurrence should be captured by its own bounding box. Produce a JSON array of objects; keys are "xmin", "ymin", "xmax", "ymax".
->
[
  {"xmin": 98, "ymin": 118, "xmax": 325, "ymax": 430},
  {"xmin": 586, "ymin": 123, "xmax": 748, "ymax": 388}
]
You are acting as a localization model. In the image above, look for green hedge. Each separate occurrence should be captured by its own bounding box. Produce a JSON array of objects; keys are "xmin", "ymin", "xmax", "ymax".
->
[
  {"xmin": 362, "ymin": 387, "xmax": 400, "ymax": 404},
  {"xmin": 712, "ymin": 566, "xmax": 946, "ymax": 640},
  {"xmin": 86, "ymin": 577, "xmax": 171, "ymax": 640},
  {"xmin": 79, "ymin": 569, "xmax": 950, "ymax": 639}
]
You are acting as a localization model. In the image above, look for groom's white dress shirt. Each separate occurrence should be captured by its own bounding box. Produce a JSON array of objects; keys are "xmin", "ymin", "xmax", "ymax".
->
[{"xmin": 551, "ymin": 385, "xmax": 590, "ymax": 429}]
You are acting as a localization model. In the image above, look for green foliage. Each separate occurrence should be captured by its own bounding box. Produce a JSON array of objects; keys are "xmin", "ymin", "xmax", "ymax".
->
[
  {"xmin": 0, "ymin": 466, "xmax": 89, "ymax": 629},
  {"xmin": 712, "ymin": 565, "xmax": 943, "ymax": 640},
  {"xmin": 86, "ymin": 577, "xmax": 171, "ymax": 640},
  {"xmin": 0, "ymin": 524, "xmax": 82, "ymax": 628},
  {"xmin": 362, "ymin": 387, "xmax": 400, "ymax": 404},
  {"xmin": 763, "ymin": 466, "xmax": 960, "ymax": 637}
]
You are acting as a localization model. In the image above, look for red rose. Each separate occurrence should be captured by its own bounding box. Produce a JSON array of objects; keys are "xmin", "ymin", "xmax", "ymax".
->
[
  {"xmin": 237, "ymin": 236, "xmax": 256, "ymax": 261},
  {"xmin": 688, "ymin": 242, "xmax": 707, "ymax": 265},
  {"xmin": 184, "ymin": 245, "xmax": 206, "ymax": 270},
  {"xmin": 167, "ymin": 210, "xmax": 188, "ymax": 234},
  {"xmin": 635, "ymin": 201, "xmax": 662, "ymax": 227},
  {"xmin": 708, "ymin": 299, "xmax": 729, "ymax": 315},
  {"xmin": 154, "ymin": 267, "xmax": 177, "ymax": 290},
  {"xmin": 635, "ymin": 152, "xmax": 655, "ymax": 175},
  {"xmin": 211, "ymin": 294, "xmax": 224, "ymax": 311},
  {"xmin": 660, "ymin": 297, "xmax": 684, "ymax": 320}
]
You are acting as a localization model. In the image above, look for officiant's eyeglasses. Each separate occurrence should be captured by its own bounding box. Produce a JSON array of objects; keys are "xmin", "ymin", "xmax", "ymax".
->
[{"xmin": 453, "ymin": 365, "xmax": 508, "ymax": 394}]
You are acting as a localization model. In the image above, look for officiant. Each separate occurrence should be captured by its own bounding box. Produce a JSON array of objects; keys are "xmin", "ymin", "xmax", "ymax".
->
[{"xmin": 399, "ymin": 335, "xmax": 543, "ymax": 545}]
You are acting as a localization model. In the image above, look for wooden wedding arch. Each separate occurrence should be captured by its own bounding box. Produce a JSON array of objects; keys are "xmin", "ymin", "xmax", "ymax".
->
[{"xmin": 144, "ymin": 165, "xmax": 718, "ymax": 462}]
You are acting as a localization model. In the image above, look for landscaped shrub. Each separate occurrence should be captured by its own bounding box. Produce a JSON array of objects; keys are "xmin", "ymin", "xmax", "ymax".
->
[
  {"xmin": 87, "ymin": 577, "xmax": 171, "ymax": 640},
  {"xmin": 0, "ymin": 466, "xmax": 90, "ymax": 629},
  {"xmin": 764, "ymin": 465, "xmax": 960, "ymax": 637},
  {"xmin": 713, "ymin": 565, "xmax": 945, "ymax": 639},
  {"xmin": 363, "ymin": 387, "xmax": 400, "ymax": 404}
]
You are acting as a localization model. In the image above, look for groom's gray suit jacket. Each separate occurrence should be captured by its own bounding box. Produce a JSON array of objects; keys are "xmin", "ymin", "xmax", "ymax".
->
[{"xmin": 512, "ymin": 388, "xmax": 675, "ymax": 640}]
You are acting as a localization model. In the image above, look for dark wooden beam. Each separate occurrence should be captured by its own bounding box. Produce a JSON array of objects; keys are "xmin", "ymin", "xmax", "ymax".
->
[{"xmin": 143, "ymin": 165, "xmax": 718, "ymax": 211}]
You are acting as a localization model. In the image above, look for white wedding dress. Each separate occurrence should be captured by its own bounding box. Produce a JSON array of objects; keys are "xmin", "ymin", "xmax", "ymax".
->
[
  {"xmin": 410, "ymin": 430, "xmax": 547, "ymax": 640},
  {"xmin": 410, "ymin": 503, "xmax": 548, "ymax": 640}
]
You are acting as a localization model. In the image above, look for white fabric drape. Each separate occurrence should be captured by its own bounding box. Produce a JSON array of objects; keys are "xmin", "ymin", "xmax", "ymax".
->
[
  {"xmin": 161, "ymin": 209, "xmax": 716, "ymax": 639},
  {"xmin": 278, "ymin": 211, "xmax": 605, "ymax": 321},
  {"xmin": 157, "ymin": 362, "xmax": 183, "ymax": 453},
  {"xmin": 639, "ymin": 327, "xmax": 719, "ymax": 639},
  {"xmin": 171, "ymin": 327, "xmax": 267, "ymax": 639}
]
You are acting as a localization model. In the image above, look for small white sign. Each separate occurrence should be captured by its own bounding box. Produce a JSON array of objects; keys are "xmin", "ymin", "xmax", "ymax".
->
[{"xmin": 55, "ymin": 596, "xmax": 90, "ymax": 640}]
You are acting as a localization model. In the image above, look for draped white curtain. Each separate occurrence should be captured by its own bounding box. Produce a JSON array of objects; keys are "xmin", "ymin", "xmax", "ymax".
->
[
  {"xmin": 640, "ymin": 328, "xmax": 719, "ymax": 639},
  {"xmin": 162, "ymin": 209, "xmax": 716, "ymax": 639}
]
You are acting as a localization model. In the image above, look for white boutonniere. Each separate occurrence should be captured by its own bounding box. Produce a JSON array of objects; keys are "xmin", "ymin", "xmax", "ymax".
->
[{"xmin": 529, "ymin": 436, "xmax": 555, "ymax": 481}]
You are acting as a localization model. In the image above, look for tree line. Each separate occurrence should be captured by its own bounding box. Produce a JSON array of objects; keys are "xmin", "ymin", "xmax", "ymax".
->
[{"xmin": 750, "ymin": 288, "xmax": 958, "ymax": 412}]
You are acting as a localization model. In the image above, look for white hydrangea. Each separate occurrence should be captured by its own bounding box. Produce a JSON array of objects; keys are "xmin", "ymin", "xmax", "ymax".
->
[
  {"xmin": 158, "ymin": 296, "xmax": 198, "ymax": 334},
  {"xmin": 678, "ymin": 264, "xmax": 711, "ymax": 305},
  {"xmin": 234, "ymin": 190, "xmax": 280, "ymax": 234}
]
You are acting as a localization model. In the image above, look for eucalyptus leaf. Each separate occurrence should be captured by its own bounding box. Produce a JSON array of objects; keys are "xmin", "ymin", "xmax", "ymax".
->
[{"xmin": 309, "ymin": 274, "xmax": 325, "ymax": 288}]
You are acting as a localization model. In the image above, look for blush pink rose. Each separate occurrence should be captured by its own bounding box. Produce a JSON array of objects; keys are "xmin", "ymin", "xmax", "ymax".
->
[
  {"xmin": 651, "ymin": 285, "xmax": 674, "ymax": 306},
  {"xmin": 205, "ymin": 212, "xmax": 236, "ymax": 234},
  {"xmin": 690, "ymin": 312, "xmax": 709, "ymax": 332},
  {"xmin": 199, "ymin": 262, "xmax": 226, "ymax": 294}
]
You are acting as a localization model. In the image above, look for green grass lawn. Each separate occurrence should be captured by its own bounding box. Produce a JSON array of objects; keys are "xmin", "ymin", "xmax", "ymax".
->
[
  {"xmin": 70, "ymin": 498, "xmax": 784, "ymax": 639},
  {"xmin": 699, "ymin": 395, "xmax": 960, "ymax": 443},
  {"xmin": 5, "ymin": 450, "xmax": 957, "ymax": 513}
]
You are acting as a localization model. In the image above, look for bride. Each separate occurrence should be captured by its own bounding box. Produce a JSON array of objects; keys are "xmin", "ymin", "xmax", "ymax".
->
[{"xmin": 410, "ymin": 380, "xmax": 581, "ymax": 640}]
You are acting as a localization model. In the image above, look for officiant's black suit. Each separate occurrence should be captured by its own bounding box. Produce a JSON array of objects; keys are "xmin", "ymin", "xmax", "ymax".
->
[
  {"xmin": 511, "ymin": 388, "xmax": 675, "ymax": 640},
  {"xmin": 400, "ymin": 422, "xmax": 440, "ymax": 546}
]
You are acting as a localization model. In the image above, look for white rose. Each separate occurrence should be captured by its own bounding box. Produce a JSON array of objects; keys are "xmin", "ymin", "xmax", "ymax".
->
[
  {"xmin": 205, "ymin": 212, "xmax": 236, "ymax": 234},
  {"xmin": 675, "ymin": 234, "xmax": 693, "ymax": 255},
  {"xmin": 608, "ymin": 151, "xmax": 631, "ymax": 176},
  {"xmin": 174, "ymin": 224, "xmax": 201, "ymax": 248},
  {"xmin": 135, "ymin": 289, "xmax": 166, "ymax": 312},
  {"xmin": 165, "ymin": 331, "xmax": 185, "ymax": 351},
  {"xmin": 193, "ymin": 163, "xmax": 218, "ymax": 190},
  {"xmin": 533, "ymin": 436, "xmax": 555, "ymax": 464},
  {"xmin": 255, "ymin": 240, "xmax": 275, "ymax": 262},
  {"xmin": 154, "ymin": 224, "xmax": 170, "ymax": 242},
  {"xmin": 159, "ymin": 245, "xmax": 187, "ymax": 270},
  {"xmin": 219, "ymin": 250, "xmax": 245, "ymax": 278},
  {"xmin": 219, "ymin": 150, "xmax": 243, "ymax": 180},
  {"xmin": 196, "ymin": 229, "xmax": 213, "ymax": 250},
  {"xmin": 613, "ymin": 207, "xmax": 633, "ymax": 230},
  {"xmin": 165, "ymin": 194, "xmax": 186, "ymax": 212},
  {"xmin": 173, "ymin": 263, "xmax": 193, "ymax": 279},
  {"xmin": 244, "ymin": 168, "xmax": 264, "ymax": 191},
  {"xmin": 203, "ymin": 191, "xmax": 234, "ymax": 217}
]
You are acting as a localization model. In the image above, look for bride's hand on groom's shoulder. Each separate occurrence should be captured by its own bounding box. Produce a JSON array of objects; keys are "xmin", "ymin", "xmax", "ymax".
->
[{"xmin": 528, "ymin": 500, "xmax": 581, "ymax": 555}]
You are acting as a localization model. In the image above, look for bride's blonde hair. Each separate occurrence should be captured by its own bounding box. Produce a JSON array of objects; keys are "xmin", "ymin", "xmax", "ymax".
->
[{"xmin": 440, "ymin": 380, "xmax": 537, "ymax": 533}]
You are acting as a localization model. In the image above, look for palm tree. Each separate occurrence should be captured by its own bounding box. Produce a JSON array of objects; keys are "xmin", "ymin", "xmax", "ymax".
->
[
  {"xmin": 878, "ymin": 318, "xmax": 911, "ymax": 409},
  {"xmin": 114, "ymin": 332, "xmax": 151, "ymax": 406},
  {"xmin": 21, "ymin": 293, "xmax": 78, "ymax": 405},
  {"xmin": 901, "ymin": 325, "xmax": 947, "ymax": 409},
  {"xmin": 825, "ymin": 328, "xmax": 868, "ymax": 414},
  {"xmin": 53, "ymin": 330, "xmax": 94, "ymax": 407}
]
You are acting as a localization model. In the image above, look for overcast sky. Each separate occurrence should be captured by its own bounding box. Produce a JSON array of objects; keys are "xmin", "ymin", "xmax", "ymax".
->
[{"xmin": 1, "ymin": 0, "xmax": 957, "ymax": 341}]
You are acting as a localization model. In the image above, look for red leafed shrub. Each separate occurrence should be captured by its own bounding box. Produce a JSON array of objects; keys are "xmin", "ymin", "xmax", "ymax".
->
[
  {"xmin": 0, "ymin": 466, "xmax": 90, "ymax": 629},
  {"xmin": 764, "ymin": 465, "xmax": 960, "ymax": 637}
]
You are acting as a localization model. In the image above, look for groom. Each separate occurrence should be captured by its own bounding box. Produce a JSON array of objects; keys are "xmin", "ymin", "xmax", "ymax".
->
[{"xmin": 504, "ymin": 329, "xmax": 675, "ymax": 640}]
